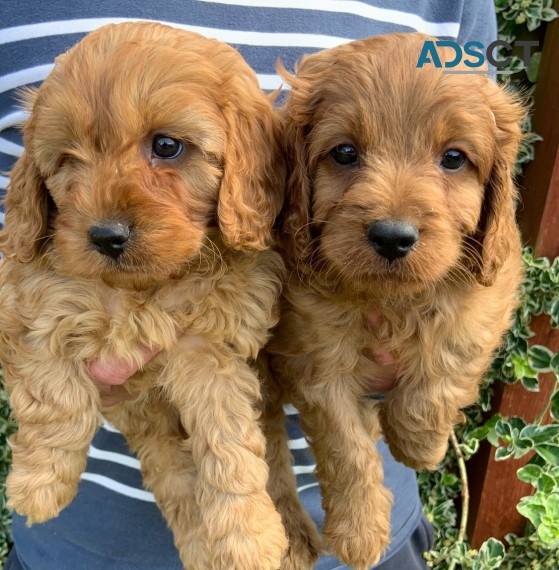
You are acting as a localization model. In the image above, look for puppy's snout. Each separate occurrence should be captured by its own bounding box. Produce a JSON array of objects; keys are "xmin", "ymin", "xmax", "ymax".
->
[
  {"xmin": 367, "ymin": 220, "xmax": 418, "ymax": 262},
  {"xmin": 89, "ymin": 222, "xmax": 131, "ymax": 259}
]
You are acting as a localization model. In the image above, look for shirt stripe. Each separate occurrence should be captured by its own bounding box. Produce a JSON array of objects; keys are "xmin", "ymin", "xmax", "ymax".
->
[
  {"xmin": 287, "ymin": 437, "xmax": 309, "ymax": 450},
  {"xmin": 80, "ymin": 473, "xmax": 156, "ymax": 502},
  {"xmin": 88, "ymin": 445, "xmax": 142, "ymax": 470},
  {"xmin": 292, "ymin": 464, "xmax": 316, "ymax": 475},
  {"xmin": 0, "ymin": 19, "xmax": 354, "ymax": 49},
  {"xmin": 102, "ymin": 421, "xmax": 123, "ymax": 433},
  {"xmin": 196, "ymin": 0, "xmax": 461, "ymax": 37},
  {"xmin": 0, "ymin": 65, "xmax": 54, "ymax": 94},
  {"xmin": 0, "ymin": 138, "xmax": 22, "ymax": 158},
  {"xmin": 283, "ymin": 403, "xmax": 299, "ymax": 415},
  {"xmin": 296, "ymin": 481, "xmax": 320, "ymax": 493}
]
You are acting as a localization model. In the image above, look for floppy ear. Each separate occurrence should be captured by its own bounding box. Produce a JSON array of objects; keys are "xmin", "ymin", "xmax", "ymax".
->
[
  {"xmin": 0, "ymin": 150, "xmax": 49, "ymax": 262},
  {"xmin": 275, "ymin": 59, "xmax": 323, "ymax": 267},
  {"xmin": 279, "ymin": 104, "xmax": 312, "ymax": 266},
  {"xmin": 473, "ymin": 83, "xmax": 525, "ymax": 287},
  {"xmin": 218, "ymin": 82, "xmax": 285, "ymax": 251}
]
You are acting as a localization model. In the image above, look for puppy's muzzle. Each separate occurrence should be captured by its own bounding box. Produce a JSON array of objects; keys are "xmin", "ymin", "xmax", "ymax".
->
[
  {"xmin": 367, "ymin": 220, "xmax": 418, "ymax": 262},
  {"xmin": 89, "ymin": 221, "xmax": 131, "ymax": 259}
]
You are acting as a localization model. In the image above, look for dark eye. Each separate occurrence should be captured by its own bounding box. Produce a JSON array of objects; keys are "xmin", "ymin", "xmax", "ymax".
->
[
  {"xmin": 441, "ymin": 149, "xmax": 467, "ymax": 171},
  {"xmin": 331, "ymin": 144, "xmax": 359, "ymax": 166},
  {"xmin": 152, "ymin": 136, "xmax": 183, "ymax": 159}
]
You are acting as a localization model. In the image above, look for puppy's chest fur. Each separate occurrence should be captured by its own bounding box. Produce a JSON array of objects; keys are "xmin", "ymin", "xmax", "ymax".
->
[
  {"xmin": 277, "ymin": 274, "xmax": 517, "ymax": 394},
  {"xmin": 0, "ymin": 249, "xmax": 284, "ymax": 374}
]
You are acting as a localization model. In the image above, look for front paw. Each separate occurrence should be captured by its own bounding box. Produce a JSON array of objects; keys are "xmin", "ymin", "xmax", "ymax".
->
[
  {"xmin": 381, "ymin": 414, "xmax": 448, "ymax": 471},
  {"xmin": 322, "ymin": 484, "xmax": 392, "ymax": 570},
  {"xmin": 280, "ymin": 512, "xmax": 322, "ymax": 570},
  {"xmin": 210, "ymin": 492, "xmax": 288, "ymax": 570},
  {"xmin": 7, "ymin": 467, "xmax": 77, "ymax": 524}
]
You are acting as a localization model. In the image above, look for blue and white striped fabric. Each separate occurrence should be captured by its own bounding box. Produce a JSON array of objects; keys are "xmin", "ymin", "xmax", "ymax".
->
[
  {"xmin": 2, "ymin": 1, "xmax": 497, "ymax": 568},
  {"xmin": 0, "ymin": 0, "xmax": 496, "ymax": 217},
  {"xmin": 86, "ymin": 405, "xmax": 321, "ymax": 506}
]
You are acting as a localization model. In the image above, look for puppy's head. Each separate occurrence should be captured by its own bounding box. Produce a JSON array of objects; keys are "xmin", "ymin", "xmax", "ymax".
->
[
  {"xmin": 280, "ymin": 33, "xmax": 524, "ymax": 293},
  {"xmin": 1, "ymin": 22, "xmax": 283, "ymax": 289}
]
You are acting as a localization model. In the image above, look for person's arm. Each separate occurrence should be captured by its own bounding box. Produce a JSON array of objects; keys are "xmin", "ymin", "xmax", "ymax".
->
[{"xmin": 457, "ymin": 0, "xmax": 498, "ymax": 46}]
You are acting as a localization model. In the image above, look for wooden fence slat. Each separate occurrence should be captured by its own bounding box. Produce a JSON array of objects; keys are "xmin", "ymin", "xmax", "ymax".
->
[
  {"xmin": 467, "ymin": 5, "xmax": 559, "ymax": 547},
  {"xmin": 468, "ymin": 316, "xmax": 559, "ymax": 546}
]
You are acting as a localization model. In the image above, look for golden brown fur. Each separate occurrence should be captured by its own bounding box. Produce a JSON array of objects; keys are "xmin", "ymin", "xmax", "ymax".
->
[
  {"xmin": 0, "ymin": 22, "xmax": 288, "ymax": 569},
  {"xmin": 264, "ymin": 33, "xmax": 525, "ymax": 569}
]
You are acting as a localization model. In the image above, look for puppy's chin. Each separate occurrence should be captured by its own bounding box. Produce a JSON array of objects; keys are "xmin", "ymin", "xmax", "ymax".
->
[
  {"xmin": 99, "ymin": 267, "xmax": 190, "ymax": 291},
  {"xmin": 319, "ymin": 232, "xmax": 461, "ymax": 297},
  {"xmin": 51, "ymin": 224, "xmax": 208, "ymax": 290},
  {"xmin": 325, "ymin": 257, "xmax": 442, "ymax": 297},
  {"xmin": 52, "ymin": 254, "xmax": 194, "ymax": 291},
  {"xmin": 51, "ymin": 241, "xmax": 201, "ymax": 291}
]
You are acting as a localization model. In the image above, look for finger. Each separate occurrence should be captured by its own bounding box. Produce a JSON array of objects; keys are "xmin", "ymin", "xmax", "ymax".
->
[
  {"xmin": 366, "ymin": 306, "xmax": 383, "ymax": 329},
  {"xmin": 88, "ymin": 345, "xmax": 161, "ymax": 385},
  {"xmin": 370, "ymin": 347, "xmax": 397, "ymax": 368}
]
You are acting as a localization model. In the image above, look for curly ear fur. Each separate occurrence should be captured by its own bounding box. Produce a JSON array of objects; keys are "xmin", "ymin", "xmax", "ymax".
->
[
  {"xmin": 473, "ymin": 83, "xmax": 526, "ymax": 286},
  {"xmin": 276, "ymin": 57, "xmax": 327, "ymax": 266},
  {"xmin": 0, "ymin": 150, "xmax": 49, "ymax": 262},
  {"xmin": 218, "ymin": 79, "xmax": 285, "ymax": 251}
]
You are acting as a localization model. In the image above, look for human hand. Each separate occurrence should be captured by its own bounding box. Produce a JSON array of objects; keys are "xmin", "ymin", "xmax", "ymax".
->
[{"xmin": 88, "ymin": 345, "xmax": 161, "ymax": 406}]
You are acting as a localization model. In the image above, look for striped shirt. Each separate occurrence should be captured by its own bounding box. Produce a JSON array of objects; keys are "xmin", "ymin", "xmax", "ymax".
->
[{"xmin": 1, "ymin": 1, "xmax": 497, "ymax": 568}]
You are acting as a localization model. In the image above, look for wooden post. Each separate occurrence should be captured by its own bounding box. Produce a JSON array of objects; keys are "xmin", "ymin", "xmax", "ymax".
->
[
  {"xmin": 468, "ymin": 318, "xmax": 559, "ymax": 546},
  {"xmin": 518, "ymin": 23, "xmax": 559, "ymax": 259},
  {"xmin": 467, "ymin": 8, "xmax": 559, "ymax": 548}
]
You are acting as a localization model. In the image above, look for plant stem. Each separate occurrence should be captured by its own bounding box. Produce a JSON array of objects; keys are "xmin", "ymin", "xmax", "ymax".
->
[
  {"xmin": 534, "ymin": 382, "xmax": 558, "ymax": 425},
  {"xmin": 448, "ymin": 430, "xmax": 470, "ymax": 570}
]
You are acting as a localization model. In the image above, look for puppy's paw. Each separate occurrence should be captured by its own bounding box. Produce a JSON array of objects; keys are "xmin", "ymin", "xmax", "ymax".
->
[
  {"xmin": 322, "ymin": 484, "xmax": 392, "ymax": 570},
  {"xmin": 386, "ymin": 438, "xmax": 444, "ymax": 471},
  {"xmin": 177, "ymin": 533, "xmax": 212, "ymax": 570},
  {"xmin": 281, "ymin": 515, "xmax": 322, "ymax": 570},
  {"xmin": 381, "ymin": 419, "xmax": 448, "ymax": 471},
  {"xmin": 7, "ymin": 469, "xmax": 76, "ymax": 524},
  {"xmin": 210, "ymin": 492, "xmax": 288, "ymax": 570}
]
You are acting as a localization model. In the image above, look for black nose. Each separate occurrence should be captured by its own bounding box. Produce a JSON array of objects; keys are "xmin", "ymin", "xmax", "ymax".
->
[
  {"xmin": 89, "ymin": 222, "xmax": 130, "ymax": 259},
  {"xmin": 367, "ymin": 220, "xmax": 419, "ymax": 262}
]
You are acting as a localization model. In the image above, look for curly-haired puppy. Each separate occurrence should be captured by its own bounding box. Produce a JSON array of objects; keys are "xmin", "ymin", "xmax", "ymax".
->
[
  {"xmin": 0, "ymin": 22, "xmax": 288, "ymax": 569},
  {"xmin": 263, "ymin": 33, "xmax": 525, "ymax": 569}
]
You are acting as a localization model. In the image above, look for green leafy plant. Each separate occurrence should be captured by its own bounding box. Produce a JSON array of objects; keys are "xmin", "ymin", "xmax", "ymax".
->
[
  {"xmin": 420, "ymin": 3, "xmax": 559, "ymax": 567},
  {"xmin": 495, "ymin": 0, "xmax": 557, "ymax": 37},
  {"xmin": 0, "ymin": 369, "xmax": 16, "ymax": 566},
  {"xmin": 495, "ymin": 0, "xmax": 557, "ymax": 173},
  {"xmin": 422, "ymin": 249, "xmax": 559, "ymax": 568}
]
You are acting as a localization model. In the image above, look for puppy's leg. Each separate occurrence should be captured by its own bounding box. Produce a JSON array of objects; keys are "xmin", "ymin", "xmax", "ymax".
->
[
  {"xmin": 260, "ymin": 364, "xmax": 322, "ymax": 570},
  {"xmin": 296, "ymin": 385, "xmax": 392, "ymax": 570},
  {"xmin": 106, "ymin": 398, "xmax": 210, "ymax": 570},
  {"xmin": 160, "ymin": 335, "xmax": 287, "ymax": 570},
  {"xmin": 5, "ymin": 358, "xmax": 100, "ymax": 524},
  {"xmin": 380, "ymin": 343, "xmax": 486, "ymax": 471}
]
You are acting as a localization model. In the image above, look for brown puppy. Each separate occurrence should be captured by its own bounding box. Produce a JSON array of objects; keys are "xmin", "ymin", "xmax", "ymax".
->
[
  {"xmin": 264, "ymin": 33, "xmax": 524, "ymax": 569},
  {"xmin": 0, "ymin": 22, "xmax": 288, "ymax": 570}
]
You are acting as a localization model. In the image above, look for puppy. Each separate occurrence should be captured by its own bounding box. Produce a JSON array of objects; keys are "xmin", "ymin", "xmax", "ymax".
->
[
  {"xmin": 0, "ymin": 22, "xmax": 288, "ymax": 570},
  {"xmin": 263, "ymin": 33, "xmax": 525, "ymax": 569}
]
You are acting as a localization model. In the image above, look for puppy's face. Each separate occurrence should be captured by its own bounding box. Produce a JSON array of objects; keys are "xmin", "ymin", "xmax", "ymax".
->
[
  {"xmin": 3, "ymin": 23, "xmax": 283, "ymax": 289},
  {"xmin": 282, "ymin": 34, "xmax": 524, "ymax": 294},
  {"xmin": 38, "ymin": 40, "xmax": 225, "ymax": 290}
]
